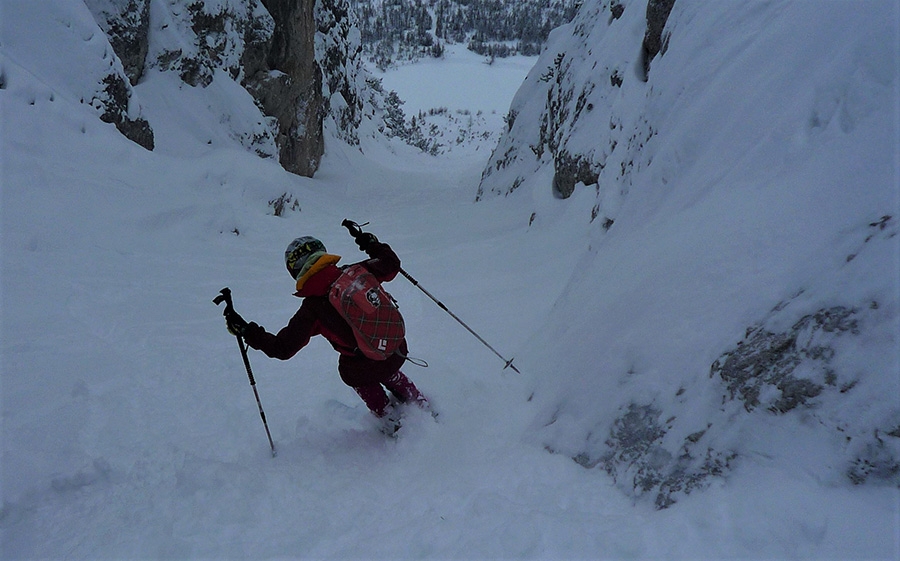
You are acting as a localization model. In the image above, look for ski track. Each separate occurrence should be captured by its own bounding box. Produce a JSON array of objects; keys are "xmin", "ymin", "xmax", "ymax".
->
[
  {"xmin": 0, "ymin": 45, "xmax": 632, "ymax": 558},
  {"xmin": 0, "ymin": 129, "xmax": 636, "ymax": 560}
]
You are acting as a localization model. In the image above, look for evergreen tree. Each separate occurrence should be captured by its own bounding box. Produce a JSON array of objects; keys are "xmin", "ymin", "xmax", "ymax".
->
[
  {"xmin": 350, "ymin": 0, "xmax": 578, "ymax": 62},
  {"xmin": 435, "ymin": 0, "xmax": 445, "ymax": 39}
]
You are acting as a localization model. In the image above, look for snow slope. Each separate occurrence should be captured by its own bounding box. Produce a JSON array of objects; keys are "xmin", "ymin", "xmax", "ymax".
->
[
  {"xmin": 373, "ymin": 44, "xmax": 535, "ymax": 119},
  {"xmin": 368, "ymin": 43, "xmax": 539, "ymax": 157},
  {"xmin": 480, "ymin": 0, "xmax": 900, "ymax": 516},
  {"xmin": 2, "ymin": 1, "xmax": 899, "ymax": 560}
]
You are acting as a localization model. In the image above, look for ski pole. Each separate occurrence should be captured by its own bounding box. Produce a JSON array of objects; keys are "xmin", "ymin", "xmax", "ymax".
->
[
  {"xmin": 341, "ymin": 220, "xmax": 520, "ymax": 374},
  {"xmin": 214, "ymin": 288, "xmax": 277, "ymax": 457},
  {"xmin": 397, "ymin": 268, "xmax": 521, "ymax": 373}
]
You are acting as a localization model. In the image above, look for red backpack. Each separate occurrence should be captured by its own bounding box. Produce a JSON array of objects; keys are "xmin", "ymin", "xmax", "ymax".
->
[{"xmin": 328, "ymin": 264, "xmax": 405, "ymax": 360}]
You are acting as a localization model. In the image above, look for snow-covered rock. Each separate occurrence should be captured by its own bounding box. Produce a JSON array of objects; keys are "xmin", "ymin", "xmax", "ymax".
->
[
  {"xmin": 316, "ymin": 0, "xmax": 385, "ymax": 147},
  {"xmin": 2, "ymin": 0, "xmax": 155, "ymax": 150},
  {"xmin": 79, "ymin": 0, "xmax": 408, "ymax": 175},
  {"xmin": 143, "ymin": 0, "xmax": 310, "ymax": 169},
  {"xmin": 83, "ymin": 0, "xmax": 151, "ymax": 85},
  {"xmin": 483, "ymin": 0, "xmax": 899, "ymax": 507}
]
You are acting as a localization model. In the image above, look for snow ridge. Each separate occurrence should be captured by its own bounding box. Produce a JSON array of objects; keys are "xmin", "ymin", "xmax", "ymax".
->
[{"xmin": 485, "ymin": 0, "xmax": 899, "ymax": 507}]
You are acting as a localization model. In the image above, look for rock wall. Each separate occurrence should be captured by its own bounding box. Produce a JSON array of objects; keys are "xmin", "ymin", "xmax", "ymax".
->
[
  {"xmin": 140, "ymin": 0, "xmax": 321, "ymax": 175},
  {"xmin": 256, "ymin": 0, "xmax": 324, "ymax": 175},
  {"xmin": 492, "ymin": 0, "xmax": 898, "ymax": 508},
  {"xmin": 84, "ymin": 0, "xmax": 151, "ymax": 85},
  {"xmin": 477, "ymin": 0, "xmax": 677, "ymax": 203},
  {"xmin": 5, "ymin": 0, "xmax": 155, "ymax": 151},
  {"xmin": 84, "ymin": 0, "xmax": 337, "ymax": 176},
  {"xmin": 85, "ymin": 0, "xmax": 398, "ymax": 176}
]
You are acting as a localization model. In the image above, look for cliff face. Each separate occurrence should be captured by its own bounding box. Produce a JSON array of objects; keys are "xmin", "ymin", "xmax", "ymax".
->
[
  {"xmin": 256, "ymin": 0, "xmax": 324, "ymax": 176},
  {"xmin": 82, "ymin": 0, "xmax": 390, "ymax": 177},
  {"xmin": 139, "ymin": 0, "xmax": 323, "ymax": 176},
  {"xmin": 64, "ymin": 0, "xmax": 154, "ymax": 150},
  {"xmin": 481, "ymin": 0, "xmax": 898, "ymax": 507},
  {"xmin": 83, "ymin": 0, "xmax": 151, "ymax": 86},
  {"xmin": 477, "ymin": 0, "xmax": 677, "ymax": 203}
]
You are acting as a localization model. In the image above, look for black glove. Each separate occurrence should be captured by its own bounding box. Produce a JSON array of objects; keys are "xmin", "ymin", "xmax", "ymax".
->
[
  {"xmin": 224, "ymin": 308, "xmax": 248, "ymax": 337},
  {"xmin": 355, "ymin": 232, "xmax": 379, "ymax": 252}
]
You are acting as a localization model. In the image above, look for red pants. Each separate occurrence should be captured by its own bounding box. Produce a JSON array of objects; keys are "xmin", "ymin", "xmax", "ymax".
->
[{"xmin": 353, "ymin": 371, "xmax": 425, "ymax": 417}]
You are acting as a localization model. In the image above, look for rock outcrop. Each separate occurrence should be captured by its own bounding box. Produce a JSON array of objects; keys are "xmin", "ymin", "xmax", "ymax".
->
[
  {"xmin": 478, "ymin": 0, "xmax": 672, "ymax": 203},
  {"xmin": 87, "ymin": 0, "xmax": 323, "ymax": 174},
  {"xmin": 496, "ymin": 0, "xmax": 898, "ymax": 508},
  {"xmin": 75, "ymin": 0, "xmax": 155, "ymax": 150},
  {"xmin": 84, "ymin": 0, "xmax": 151, "ymax": 85},
  {"xmin": 640, "ymin": 0, "xmax": 675, "ymax": 79},
  {"xmin": 87, "ymin": 0, "xmax": 399, "ymax": 176},
  {"xmin": 94, "ymin": 72, "xmax": 155, "ymax": 150},
  {"xmin": 255, "ymin": 0, "xmax": 324, "ymax": 175}
]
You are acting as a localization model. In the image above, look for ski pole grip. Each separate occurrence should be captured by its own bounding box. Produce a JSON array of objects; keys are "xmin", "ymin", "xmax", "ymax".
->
[
  {"xmin": 341, "ymin": 219, "xmax": 363, "ymax": 239},
  {"xmin": 213, "ymin": 287, "xmax": 234, "ymax": 312}
]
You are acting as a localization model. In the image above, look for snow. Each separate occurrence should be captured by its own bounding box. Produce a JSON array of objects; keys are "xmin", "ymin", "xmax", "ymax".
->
[
  {"xmin": 371, "ymin": 43, "xmax": 536, "ymax": 124},
  {"xmin": 362, "ymin": 44, "xmax": 540, "ymax": 157},
  {"xmin": 2, "ymin": 1, "xmax": 899, "ymax": 560}
]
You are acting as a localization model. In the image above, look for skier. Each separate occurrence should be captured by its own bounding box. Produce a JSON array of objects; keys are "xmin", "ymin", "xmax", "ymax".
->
[{"xmin": 223, "ymin": 231, "xmax": 428, "ymax": 432}]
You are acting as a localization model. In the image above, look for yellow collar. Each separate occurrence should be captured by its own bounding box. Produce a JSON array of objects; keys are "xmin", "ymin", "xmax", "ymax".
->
[{"xmin": 295, "ymin": 253, "xmax": 341, "ymax": 291}]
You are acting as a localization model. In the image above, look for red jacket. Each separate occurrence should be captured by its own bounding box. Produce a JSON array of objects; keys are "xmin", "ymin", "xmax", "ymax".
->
[{"xmin": 243, "ymin": 242, "xmax": 408, "ymax": 388}]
